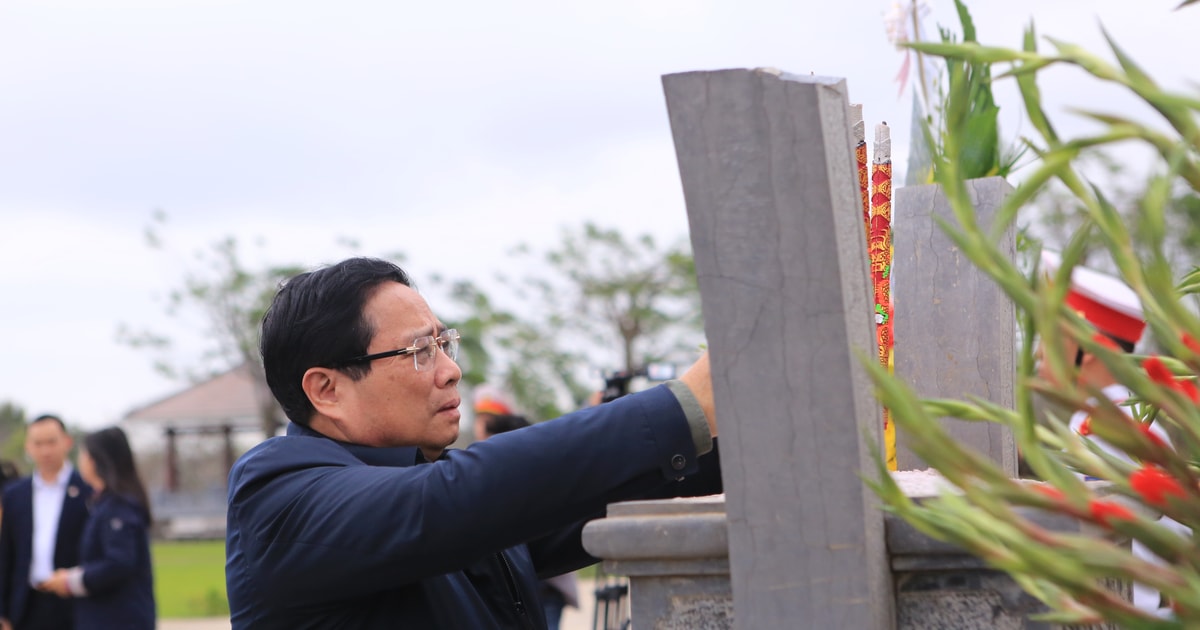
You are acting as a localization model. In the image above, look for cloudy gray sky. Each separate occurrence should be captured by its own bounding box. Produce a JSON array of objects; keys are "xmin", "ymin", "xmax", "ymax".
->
[{"xmin": 0, "ymin": 0, "xmax": 1193, "ymax": 429}]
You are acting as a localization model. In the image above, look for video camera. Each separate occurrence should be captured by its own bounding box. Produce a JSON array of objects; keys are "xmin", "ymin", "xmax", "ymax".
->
[{"xmin": 600, "ymin": 363, "xmax": 677, "ymax": 403}]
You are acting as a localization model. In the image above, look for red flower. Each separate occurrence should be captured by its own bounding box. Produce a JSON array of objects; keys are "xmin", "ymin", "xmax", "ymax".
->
[
  {"xmin": 1077, "ymin": 417, "xmax": 1092, "ymax": 436},
  {"xmin": 1139, "ymin": 423, "xmax": 1169, "ymax": 449},
  {"xmin": 1180, "ymin": 379, "xmax": 1200, "ymax": 403},
  {"xmin": 1130, "ymin": 466, "xmax": 1188, "ymax": 507},
  {"xmin": 1088, "ymin": 500, "xmax": 1135, "ymax": 527},
  {"xmin": 1183, "ymin": 333, "xmax": 1200, "ymax": 355},
  {"xmin": 1141, "ymin": 354, "xmax": 1200, "ymax": 404},
  {"xmin": 1144, "ymin": 356, "xmax": 1175, "ymax": 387}
]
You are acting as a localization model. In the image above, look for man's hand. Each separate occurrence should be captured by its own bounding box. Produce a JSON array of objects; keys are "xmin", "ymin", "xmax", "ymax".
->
[
  {"xmin": 1, "ymin": 616, "xmax": 13, "ymax": 630},
  {"xmin": 38, "ymin": 570, "xmax": 71, "ymax": 598},
  {"xmin": 678, "ymin": 351, "xmax": 717, "ymax": 437}
]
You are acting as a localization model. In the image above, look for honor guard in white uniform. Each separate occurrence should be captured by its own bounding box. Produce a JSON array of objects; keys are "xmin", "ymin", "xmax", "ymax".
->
[{"xmin": 1037, "ymin": 250, "xmax": 1180, "ymax": 616}]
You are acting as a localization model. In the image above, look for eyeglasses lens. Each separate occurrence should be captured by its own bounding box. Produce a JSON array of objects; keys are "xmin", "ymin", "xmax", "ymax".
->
[
  {"xmin": 440, "ymin": 331, "xmax": 459, "ymax": 362},
  {"xmin": 414, "ymin": 331, "xmax": 459, "ymax": 371}
]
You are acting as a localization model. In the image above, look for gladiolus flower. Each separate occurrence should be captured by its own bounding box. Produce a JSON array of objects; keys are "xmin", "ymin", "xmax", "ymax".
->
[
  {"xmin": 1130, "ymin": 465, "xmax": 1188, "ymax": 507},
  {"xmin": 1140, "ymin": 355, "xmax": 1200, "ymax": 404},
  {"xmin": 1077, "ymin": 417, "xmax": 1092, "ymax": 436},
  {"xmin": 1180, "ymin": 379, "xmax": 1200, "ymax": 403},
  {"xmin": 1183, "ymin": 333, "xmax": 1200, "ymax": 355},
  {"xmin": 1139, "ymin": 423, "xmax": 1169, "ymax": 449},
  {"xmin": 1144, "ymin": 356, "xmax": 1175, "ymax": 387},
  {"xmin": 1088, "ymin": 500, "xmax": 1135, "ymax": 527}
]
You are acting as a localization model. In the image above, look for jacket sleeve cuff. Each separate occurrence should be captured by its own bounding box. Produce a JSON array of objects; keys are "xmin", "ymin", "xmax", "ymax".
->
[
  {"xmin": 665, "ymin": 379, "xmax": 713, "ymax": 456},
  {"xmin": 65, "ymin": 567, "xmax": 87, "ymax": 597}
]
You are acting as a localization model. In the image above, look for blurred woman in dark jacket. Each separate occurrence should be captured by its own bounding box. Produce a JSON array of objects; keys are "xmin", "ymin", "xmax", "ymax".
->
[{"xmin": 41, "ymin": 427, "xmax": 155, "ymax": 629}]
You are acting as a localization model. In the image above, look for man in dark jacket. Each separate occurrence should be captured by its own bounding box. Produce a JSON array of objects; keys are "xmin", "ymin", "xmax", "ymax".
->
[
  {"xmin": 0, "ymin": 415, "xmax": 92, "ymax": 630},
  {"xmin": 226, "ymin": 257, "xmax": 721, "ymax": 629}
]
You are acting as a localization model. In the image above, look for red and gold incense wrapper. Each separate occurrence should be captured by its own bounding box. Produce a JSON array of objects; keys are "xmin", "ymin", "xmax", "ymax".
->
[
  {"xmin": 850, "ymin": 104, "xmax": 870, "ymax": 248},
  {"xmin": 869, "ymin": 122, "xmax": 897, "ymax": 471}
]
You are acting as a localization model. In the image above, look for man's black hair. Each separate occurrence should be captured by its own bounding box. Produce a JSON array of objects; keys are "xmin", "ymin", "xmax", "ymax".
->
[
  {"xmin": 260, "ymin": 257, "xmax": 414, "ymax": 426},
  {"xmin": 29, "ymin": 414, "xmax": 67, "ymax": 433}
]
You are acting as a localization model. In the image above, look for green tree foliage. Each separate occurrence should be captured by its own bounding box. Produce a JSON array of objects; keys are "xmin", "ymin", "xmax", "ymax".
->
[
  {"xmin": 441, "ymin": 279, "xmax": 590, "ymax": 422},
  {"xmin": 1030, "ymin": 151, "xmax": 1200, "ymax": 278},
  {"xmin": 0, "ymin": 401, "xmax": 26, "ymax": 472},
  {"xmin": 125, "ymin": 215, "xmax": 699, "ymax": 433},
  {"xmin": 120, "ymin": 212, "xmax": 307, "ymax": 439},
  {"xmin": 533, "ymin": 223, "xmax": 701, "ymax": 375},
  {"xmin": 441, "ymin": 223, "xmax": 703, "ymax": 420}
]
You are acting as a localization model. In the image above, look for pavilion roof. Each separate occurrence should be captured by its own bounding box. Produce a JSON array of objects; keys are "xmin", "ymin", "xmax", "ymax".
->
[{"xmin": 123, "ymin": 364, "xmax": 270, "ymax": 429}]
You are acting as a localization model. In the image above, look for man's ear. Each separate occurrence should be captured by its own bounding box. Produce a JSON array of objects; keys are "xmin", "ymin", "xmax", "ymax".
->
[{"xmin": 302, "ymin": 367, "xmax": 344, "ymax": 418}]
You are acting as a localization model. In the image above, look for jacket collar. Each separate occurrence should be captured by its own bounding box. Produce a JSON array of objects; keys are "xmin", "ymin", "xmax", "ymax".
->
[{"xmin": 285, "ymin": 422, "xmax": 427, "ymax": 467}]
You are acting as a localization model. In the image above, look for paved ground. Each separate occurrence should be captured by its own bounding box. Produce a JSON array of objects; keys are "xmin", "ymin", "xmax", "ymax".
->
[{"xmin": 158, "ymin": 577, "xmax": 616, "ymax": 630}]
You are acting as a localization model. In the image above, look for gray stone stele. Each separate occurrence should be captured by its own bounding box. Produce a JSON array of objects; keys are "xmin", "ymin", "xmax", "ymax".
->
[
  {"xmin": 892, "ymin": 178, "xmax": 1017, "ymax": 474},
  {"xmin": 663, "ymin": 68, "xmax": 894, "ymax": 630}
]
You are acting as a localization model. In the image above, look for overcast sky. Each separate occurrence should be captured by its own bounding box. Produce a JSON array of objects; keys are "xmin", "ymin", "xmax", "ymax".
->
[{"xmin": 0, "ymin": 0, "xmax": 1193, "ymax": 430}]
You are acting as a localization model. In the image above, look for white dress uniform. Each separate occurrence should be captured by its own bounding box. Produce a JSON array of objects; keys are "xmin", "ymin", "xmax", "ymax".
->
[
  {"xmin": 1067, "ymin": 386, "xmax": 1177, "ymax": 614},
  {"xmin": 1044, "ymin": 251, "xmax": 1182, "ymax": 616}
]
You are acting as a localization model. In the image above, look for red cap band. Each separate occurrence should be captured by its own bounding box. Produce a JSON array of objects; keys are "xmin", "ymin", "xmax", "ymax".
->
[{"xmin": 1066, "ymin": 290, "xmax": 1146, "ymax": 344}]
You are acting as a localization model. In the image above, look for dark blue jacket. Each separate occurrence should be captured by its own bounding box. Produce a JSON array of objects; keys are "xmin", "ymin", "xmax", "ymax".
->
[
  {"xmin": 226, "ymin": 384, "xmax": 721, "ymax": 629},
  {"xmin": 0, "ymin": 470, "xmax": 92, "ymax": 627},
  {"xmin": 74, "ymin": 493, "xmax": 155, "ymax": 630}
]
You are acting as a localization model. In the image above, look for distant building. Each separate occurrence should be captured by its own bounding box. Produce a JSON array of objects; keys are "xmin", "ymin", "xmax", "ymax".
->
[{"xmin": 121, "ymin": 364, "xmax": 273, "ymax": 539}]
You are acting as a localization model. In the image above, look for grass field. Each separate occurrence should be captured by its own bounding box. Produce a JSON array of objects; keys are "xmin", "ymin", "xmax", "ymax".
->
[
  {"xmin": 150, "ymin": 539, "xmax": 603, "ymax": 619},
  {"xmin": 153, "ymin": 540, "xmax": 228, "ymax": 618}
]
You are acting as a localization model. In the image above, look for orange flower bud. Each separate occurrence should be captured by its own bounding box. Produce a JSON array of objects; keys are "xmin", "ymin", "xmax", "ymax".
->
[{"xmin": 1077, "ymin": 417, "xmax": 1092, "ymax": 436}]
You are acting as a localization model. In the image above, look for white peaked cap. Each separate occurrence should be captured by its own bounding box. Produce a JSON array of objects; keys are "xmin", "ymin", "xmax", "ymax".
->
[{"xmin": 1041, "ymin": 250, "xmax": 1146, "ymax": 344}]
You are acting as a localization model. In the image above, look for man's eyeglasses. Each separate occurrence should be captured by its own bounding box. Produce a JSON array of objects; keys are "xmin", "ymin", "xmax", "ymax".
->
[{"xmin": 334, "ymin": 329, "xmax": 460, "ymax": 372}]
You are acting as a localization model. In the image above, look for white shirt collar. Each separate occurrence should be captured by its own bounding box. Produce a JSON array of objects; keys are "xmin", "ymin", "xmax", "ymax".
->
[{"xmin": 31, "ymin": 462, "xmax": 73, "ymax": 490}]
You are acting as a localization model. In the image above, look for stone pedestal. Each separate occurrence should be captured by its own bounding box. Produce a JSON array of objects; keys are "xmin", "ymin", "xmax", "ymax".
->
[{"xmin": 582, "ymin": 496, "xmax": 732, "ymax": 629}]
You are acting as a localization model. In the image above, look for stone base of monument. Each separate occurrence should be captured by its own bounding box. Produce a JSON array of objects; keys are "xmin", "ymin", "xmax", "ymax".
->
[
  {"xmin": 581, "ymin": 495, "xmax": 732, "ymax": 630},
  {"xmin": 582, "ymin": 477, "xmax": 1129, "ymax": 630}
]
